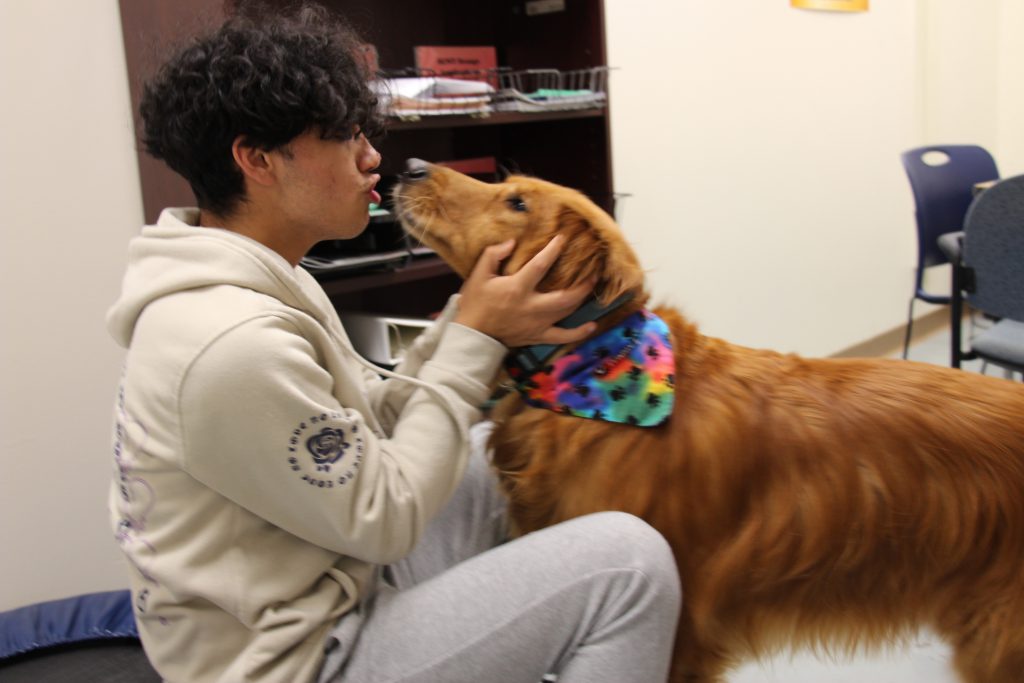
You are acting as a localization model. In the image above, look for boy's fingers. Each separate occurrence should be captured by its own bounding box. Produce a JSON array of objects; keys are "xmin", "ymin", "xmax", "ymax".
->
[
  {"xmin": 536, "ymin": 322, "xmax": 598, "ymax": 346},
  {"xmin": 517, "ymin": 235, "xmax": 565, "ymax": 287},
  {"xmin": 468, "ymin": 240, "xmax": 516, "ymax": 281},
  {"xmin": 532, "ymin": 277, "xmax": 598, "ymax": 317}
]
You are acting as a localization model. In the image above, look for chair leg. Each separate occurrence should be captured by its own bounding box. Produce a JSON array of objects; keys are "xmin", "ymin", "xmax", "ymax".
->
[
  {"xmin": 949, "ymin": 268, "xmax": 964, "ymax": 369},
  {"xmin": 902, "ymin": 297, "xmax": 916, "ymax": 360}
]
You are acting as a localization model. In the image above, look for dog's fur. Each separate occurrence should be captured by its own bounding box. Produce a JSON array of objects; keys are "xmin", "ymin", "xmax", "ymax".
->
[{"xmin": 393, "ymin": 162, "xmax": 1024, "ymax": 682}]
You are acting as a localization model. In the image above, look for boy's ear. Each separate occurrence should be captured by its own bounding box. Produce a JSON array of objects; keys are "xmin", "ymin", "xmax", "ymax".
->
[
  {"xmin": 549, "ymin": 204, "xmax": 644, "ymax": 305},
  {"xmin": 231, "ymin": 136, "xmax": 275, "ymax": 187}
]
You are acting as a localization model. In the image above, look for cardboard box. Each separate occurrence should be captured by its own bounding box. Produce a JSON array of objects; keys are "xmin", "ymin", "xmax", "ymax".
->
[{"xmin": 414, "ymin": 45, "xmax": 498, "ymax": 87}]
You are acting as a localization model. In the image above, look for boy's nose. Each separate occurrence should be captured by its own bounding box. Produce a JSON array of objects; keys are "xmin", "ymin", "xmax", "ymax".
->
[{"xmin": 371, "ymin": 150, "xmax": 382, "ymax": 169}]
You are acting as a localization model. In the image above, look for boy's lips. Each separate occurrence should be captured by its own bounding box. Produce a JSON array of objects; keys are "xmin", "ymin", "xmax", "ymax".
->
[{"xmin": 368, "ymin": 176, "xmax": 381, "ymax": 205}]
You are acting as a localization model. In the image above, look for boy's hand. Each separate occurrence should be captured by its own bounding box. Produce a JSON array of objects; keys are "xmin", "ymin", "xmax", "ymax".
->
[{"xmin": 454, "ymin": 235, "xmax": 596, "ymax": 348}]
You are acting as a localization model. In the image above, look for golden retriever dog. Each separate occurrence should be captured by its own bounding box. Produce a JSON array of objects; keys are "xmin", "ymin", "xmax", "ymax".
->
[{"xmin": 392, "ymin": 158, "xmax": 1024, "ymax": 683}]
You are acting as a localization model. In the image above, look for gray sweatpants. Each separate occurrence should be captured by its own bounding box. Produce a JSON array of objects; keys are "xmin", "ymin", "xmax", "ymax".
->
[{"xmin": 318, "ymin": 422, "xmax": 682, "ymax": 683}]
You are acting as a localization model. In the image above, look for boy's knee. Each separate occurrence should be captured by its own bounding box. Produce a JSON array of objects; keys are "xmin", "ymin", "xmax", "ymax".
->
[
  {"xmin": 589, "ymin": 511, "xmax": 673, "ymax": 554},
  {"xmin": 581, "ymin": 512, "xmax": 681, "ymax": 597}
]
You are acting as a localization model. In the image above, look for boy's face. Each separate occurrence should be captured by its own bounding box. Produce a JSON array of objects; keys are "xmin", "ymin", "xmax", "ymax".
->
[{"xmin": 275, "ymin": 128, "xmax": 382, "ymax": 243}]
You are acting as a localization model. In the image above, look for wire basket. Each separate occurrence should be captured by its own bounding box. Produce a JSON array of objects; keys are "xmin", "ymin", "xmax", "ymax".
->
[
  {"xmin": 373, "ymin": 68, "xmax": 503, "ymax": 120},
  {"xmin": 372, "ymin": 66, "xmax": 610, "ymax": 119},
  {"xmin": 493, "ymin": 67, "xmax": 609, "ymax": 113}
]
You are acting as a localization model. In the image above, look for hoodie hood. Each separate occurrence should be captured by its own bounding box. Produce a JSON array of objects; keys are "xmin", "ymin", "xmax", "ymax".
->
[{"xmin": 107, "ymin": 208, "xmax": 334, "ymax": 348}]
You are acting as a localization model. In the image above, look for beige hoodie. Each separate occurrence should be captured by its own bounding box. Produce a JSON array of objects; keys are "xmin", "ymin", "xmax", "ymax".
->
[{"xmin": 107, "ymin": 208, "xmax": 505, "ymax": 682}]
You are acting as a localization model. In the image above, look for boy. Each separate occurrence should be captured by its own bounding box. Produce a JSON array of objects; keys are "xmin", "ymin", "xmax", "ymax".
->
[{"xmin": 108, "ymin": 6, "xmax": 680, "ymax": 681}]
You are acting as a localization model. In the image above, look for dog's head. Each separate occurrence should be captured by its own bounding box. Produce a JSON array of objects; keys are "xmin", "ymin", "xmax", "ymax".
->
[{"xmin": 391, "ymin": 159, "xmax": 644, "ymax": 305}]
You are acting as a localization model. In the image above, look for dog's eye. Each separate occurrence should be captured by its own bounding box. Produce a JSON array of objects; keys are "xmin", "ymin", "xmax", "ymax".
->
[{"xmin": 506, "ymin": 196, "xmax": 528, "ymax": 213}]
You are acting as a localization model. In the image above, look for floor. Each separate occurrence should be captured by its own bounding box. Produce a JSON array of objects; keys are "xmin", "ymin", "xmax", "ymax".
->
[
  {"xmin": 729, "ymin": 636, "xmax": 958, "ymax": 683},
  {"xmin": 729, "ymin": 320, "xmax": 1013, "ymax": 683}
]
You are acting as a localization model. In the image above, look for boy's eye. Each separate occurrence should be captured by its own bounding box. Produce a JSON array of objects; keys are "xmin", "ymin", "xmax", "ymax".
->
[{"xmin": 507, "ymin": 196, "xmax": 528, "ymax": 212}]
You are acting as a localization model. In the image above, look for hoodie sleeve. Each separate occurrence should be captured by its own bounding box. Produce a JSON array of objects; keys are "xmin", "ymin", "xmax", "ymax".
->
[
  {"xmin": 177, "ymin": 313, "xmax": 503, "ymax": 564},
  {"xmin": 362, "ymin": 295, "xmax": 507, "ymax": 433}
]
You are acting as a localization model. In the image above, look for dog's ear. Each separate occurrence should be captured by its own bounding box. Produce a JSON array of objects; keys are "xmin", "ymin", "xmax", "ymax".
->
[
  {"xmin": 496, "ymin": 160, "xmax": 519, "ymax": 181},
  {"xmin": 546, "ymin": 203, "xmax": 644, "ymax": 305}
]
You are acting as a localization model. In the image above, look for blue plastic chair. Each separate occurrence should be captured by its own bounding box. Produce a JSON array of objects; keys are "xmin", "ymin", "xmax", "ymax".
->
[{"xmin": 900, "ymin": 145, "xmax": 999, "ymax": 358}]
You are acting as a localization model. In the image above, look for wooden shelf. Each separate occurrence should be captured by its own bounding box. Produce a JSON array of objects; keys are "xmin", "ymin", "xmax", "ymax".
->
[
  {"xmin": 119, "ymin": 0, "xmax": 610, "ymax": 318},
  {"xmin": 386, "ymin": 107, "xmax": 605, "ymax": 131},
  {"xmin": 315, "ymin": 256, "xmax": 455, "ymax": 297}
]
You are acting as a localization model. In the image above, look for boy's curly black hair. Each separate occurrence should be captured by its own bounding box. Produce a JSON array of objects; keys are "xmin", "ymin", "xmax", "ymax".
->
[{"xmin": 140, "ymin": 4, "xmax": 385, "ymax": 217}]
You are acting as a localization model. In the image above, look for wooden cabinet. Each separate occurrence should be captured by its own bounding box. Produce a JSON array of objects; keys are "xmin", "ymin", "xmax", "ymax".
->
[{"xmin": 119, "ymin": 0, "xmax": 612, "ymax": 317}]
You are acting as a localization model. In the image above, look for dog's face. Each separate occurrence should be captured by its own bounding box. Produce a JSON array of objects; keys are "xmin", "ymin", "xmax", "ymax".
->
[{"xmin": 392, "ymin": 161, "xmax": 643, "ymax": 304}]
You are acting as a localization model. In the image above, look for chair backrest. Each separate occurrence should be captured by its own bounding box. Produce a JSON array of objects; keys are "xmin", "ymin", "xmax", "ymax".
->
[
  {"xmin": 963, "ymin": 173, "xmax": 1024, "ymax": 322},
  {"xmin": 901, "ymin": 145, "xmax": 999, "ymax": 270}
]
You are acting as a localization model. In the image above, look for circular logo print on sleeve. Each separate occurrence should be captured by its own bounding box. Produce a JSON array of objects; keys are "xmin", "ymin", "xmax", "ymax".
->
[
  {"xmin": 307, "ymin": 427, "xmax": 348, "ymax": 466},
  {"xmin": 286, "ymin": 412, "xmax": 366, "ymax": 489}
]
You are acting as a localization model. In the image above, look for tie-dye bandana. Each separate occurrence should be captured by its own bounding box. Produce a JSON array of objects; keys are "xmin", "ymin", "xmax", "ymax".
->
[{"xmin": 507, "ymin": 310, "xmax": 675, "ymax": 427}]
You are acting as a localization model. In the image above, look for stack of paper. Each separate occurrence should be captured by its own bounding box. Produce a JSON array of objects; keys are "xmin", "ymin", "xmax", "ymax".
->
[{"xmin": 372, "ymin": 77, "xmax": 495, "ymax": 117}]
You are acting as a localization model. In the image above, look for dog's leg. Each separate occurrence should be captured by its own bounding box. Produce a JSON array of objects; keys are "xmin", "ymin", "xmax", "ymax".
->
[
  {"xmin": 668, "ymin": 612, "xmax": 732, "ymax": 683},
  {"xmin": 943, "ymin": 602, "xmax": 1024, "ymax": 683}
]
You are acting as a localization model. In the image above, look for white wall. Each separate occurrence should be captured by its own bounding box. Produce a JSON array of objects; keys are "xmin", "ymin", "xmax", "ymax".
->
[
  {"xmin": 922, "ymin": 0, "xmax": 1024, "ymax": 177},
  {"xmin": 921, "ymin": 0, "xmax": 1001, "ymax": 156},
  {"xmin": 0, "ymin": 1, "xmax": 142, "ymax": 610},
  {"xmin": 995, "ymin": 0, "xmax": 1024, "ymax": 176},
  {"xmin": 605, "ymin": 0, "xmax": 1021, "ymax": 356},
  {"xmin": 1, "ymin": 0, "xmax": 1022, "ymax": 612}
]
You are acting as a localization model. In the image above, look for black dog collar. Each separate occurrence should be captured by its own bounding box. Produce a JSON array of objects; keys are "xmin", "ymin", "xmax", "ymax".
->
[{"xmin": 507, "ymin": 292, "xmax": 635, "ymax": 375}]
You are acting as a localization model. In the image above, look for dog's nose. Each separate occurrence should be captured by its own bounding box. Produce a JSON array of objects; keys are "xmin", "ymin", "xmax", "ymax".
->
[{"xmin": 402, "ymin": 158, "xmax": 430, "ymax": 181}]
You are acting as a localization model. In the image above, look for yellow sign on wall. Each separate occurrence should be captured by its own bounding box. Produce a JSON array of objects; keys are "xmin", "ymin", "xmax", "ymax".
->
[{"xmin": 791, "ymin": 0, "xmax": 869, "ymax": 11}]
